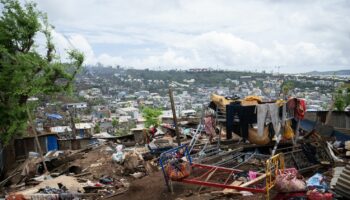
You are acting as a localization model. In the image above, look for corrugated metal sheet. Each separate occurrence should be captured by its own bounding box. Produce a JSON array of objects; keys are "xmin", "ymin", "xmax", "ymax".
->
[
  {"xmin": 305, "ymin": 111, "xmax": 350, "ymax": 129},
  {"xmin": 335, "ymin": 164, "xmax": 350, "ymax": 197}
]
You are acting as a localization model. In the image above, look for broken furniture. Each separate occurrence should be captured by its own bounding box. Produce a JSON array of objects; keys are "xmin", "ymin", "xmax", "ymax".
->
[
  {"xmin": 159, "ymin": 145, "xmax": 285, "ymax": 199},
  {"xmin": 275, "ymin": 140, "xmax": 333, "ymax": 173}
]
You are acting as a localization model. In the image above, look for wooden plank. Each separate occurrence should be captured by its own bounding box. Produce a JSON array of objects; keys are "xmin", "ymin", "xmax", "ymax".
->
[
  {"xmin": 222, "ymin": 180, "xmax": 243, "ymax": 194},
  {"xmin": 212, "ymin": 173, "xmax": 266, "ymax": 195},
  {"xmin": 198, "ymin": 168, "xmax": 218, "ymax": 192},
  {"xmin": 240, "ymin": 174, "xmax": 266, "ymax": 187},
  {"xmin": 169, "ymin": 88, "xmax": 181, "ymax": 146}
]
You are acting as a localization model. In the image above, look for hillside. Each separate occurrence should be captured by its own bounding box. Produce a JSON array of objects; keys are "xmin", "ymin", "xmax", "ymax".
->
[{"xmin": 304, "ymin": 70, "xmax": 350, "ymax": 76}]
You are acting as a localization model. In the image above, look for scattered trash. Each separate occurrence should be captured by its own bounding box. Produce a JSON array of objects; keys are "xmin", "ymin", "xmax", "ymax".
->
[
  {"xmin": 37, "ymin": 183, "xmax": 68, "ymax": 194},
  {"xmin": 307, "ymin": 173, "xmax": 328, "ymax": 191},
  {"xmin": 28, "ymin": 152, "xmax": 40, "ymax": 158},
  {"xmin": 165, "ymin": 158, "xmax": 191, "ymax": 181},
  {"xmin": 120, "ymin": 178, "xmax": 130, "ymax": 188},
  {"xmin": 123, "ymin": 152, "xmax": 141, "ymax": 171},
  {"xmin": 240, "ymin": 191, "xmax": 253, "ymax": 196},
  {"xmin": 130, "ymin": 172, "xmax": 144, "ymax": 179},
  {"xmin": 112, "ymin": 145, "xmax": 125, "ymax": 163},
  {"xmin": 326, "ymin": 142, "xmax": 344, "ymax": 162},
  {"xmin": 2, "ymin": 93, "xmax": 350, "ymax": 200},
  {"xmin": 99, "ymin": 176, "xmax": 113, "ymax": 185},
  {"xmin": 307, "ymin": 189, "xmax": 333, "ymax": 200},
  {"xmin": 90, "ymin": 163, "xmax": 103, "ymax": 168},
  {"xmin": 275, "ymin": 168, "xmax": 306, "ymax": 192}
]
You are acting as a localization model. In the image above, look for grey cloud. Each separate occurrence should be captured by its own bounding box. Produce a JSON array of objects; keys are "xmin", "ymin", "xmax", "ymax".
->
[{"xmin": 32, "ymin": 0, "xmax": 350, "ymax": 72}]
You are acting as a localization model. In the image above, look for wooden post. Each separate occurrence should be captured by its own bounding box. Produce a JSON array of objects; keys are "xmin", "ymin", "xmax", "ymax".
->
[
  {"xmin": 26, "ymin": 106, "xmax": 48, "ymax": 173},
  {"xmin": 325, "ymin": 102, "xmax": 334, "ymax": 125},
  {"xmin": 69, "ymin": 108, "xmax": 77, "ymax": 139},
  {"xmin": 169, "ymin": 88, "xmax": 181, "ymax": 146}
]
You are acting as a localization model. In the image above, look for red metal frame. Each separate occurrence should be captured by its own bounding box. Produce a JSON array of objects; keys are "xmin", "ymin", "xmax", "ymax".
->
[{"xmin": 178, "ymin": 163, "xmax": 266, "ymax": 193}]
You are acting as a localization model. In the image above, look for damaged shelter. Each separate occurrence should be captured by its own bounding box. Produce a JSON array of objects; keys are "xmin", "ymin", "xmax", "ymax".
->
[
  {"xmin": 14, "ymin": 133, "xmax": 59, "ymax": 161},
  {"xmin": 157, "ymin": 94, "xmax": 350, "ymax": 199}
]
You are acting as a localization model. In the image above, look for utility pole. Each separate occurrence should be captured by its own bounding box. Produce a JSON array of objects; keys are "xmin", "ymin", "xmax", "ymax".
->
[
  {"xmin": 169, "ymin": 88, "xmax": 181, "ymax": 146},
  {"xmin": 325, "ymin": 73, "xmax": 336, "ymax": 125}
]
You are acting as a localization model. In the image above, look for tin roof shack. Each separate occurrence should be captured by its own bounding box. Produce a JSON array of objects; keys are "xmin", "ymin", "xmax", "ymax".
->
[
  {"xmin": 131, "ymin": 128, "xmax": 145, "ymax": 144},
  {"xmin": 99, "ymin": 121, "xmax": 113, "ymax": 133},
  {"xmin": 304, "ymin": 111, "xmax": 350, "ymax": 130},
  {"xmin": 93, "ymin": 105, "xmax": 111, "ymax": 119},
  {"xmin": 63, "ymin": 102, "xmax": 88, "ymax": 110},
  {"xmin": 14, "ymin": 133, "xmax": 58, "ymax": 160},
  {"xmin": 180, "ymin": 109, "xmax": 197, "ymax": 117},
  {"xmin": 49, "ymin": 126, "xmax": 73, "ymax": 139},
  {"xmin": 75, "ymin": 123, "xmax": 94, "ymax": 138}
]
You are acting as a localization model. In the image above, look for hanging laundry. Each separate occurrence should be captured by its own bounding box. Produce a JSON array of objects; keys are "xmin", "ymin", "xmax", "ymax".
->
[
  {"xmin": 257, "ymin": 104, "xmax": 268, "ymax": 137},
  {"xmin": 204, "ymin": 116, "xmax": 215, "ymax": 142},
  {"xmin": 286, "ymin": 98, "xmax": 296, "ymax": 118},
  {"xmin": 226, "ymin": 104, "xmax": 257, "ymax": 140},
  {"xmin": 295, "ymin": 99, "xmax": 306, "ymax": 120},
  {"xmin": 268, "ymin": 103, "xmax": 281, "ymax": 135},
  {"xmin": 256, "ymin": 103, "xmax": 280, "ymax": 137}
]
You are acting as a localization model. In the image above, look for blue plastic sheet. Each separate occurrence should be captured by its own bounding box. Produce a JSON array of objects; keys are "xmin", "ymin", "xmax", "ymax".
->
[
  {"xmin": 306, "ymin": 173, "xmax": 328, "ymax": 190},
  {"xmin": 46, "ymin": 113, "xmax": 63, "ymax": 120}
]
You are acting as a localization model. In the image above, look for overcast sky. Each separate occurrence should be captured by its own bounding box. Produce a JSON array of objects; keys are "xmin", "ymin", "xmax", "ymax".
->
[{"xmin": 31, "ymin": 0, "xmax": 350, "ymax": 73}]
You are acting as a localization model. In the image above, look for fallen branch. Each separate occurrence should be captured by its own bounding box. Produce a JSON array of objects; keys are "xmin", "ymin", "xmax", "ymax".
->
[{"xmin": 198, "ymin": 168, "xmax": 218, "ymax": 192}]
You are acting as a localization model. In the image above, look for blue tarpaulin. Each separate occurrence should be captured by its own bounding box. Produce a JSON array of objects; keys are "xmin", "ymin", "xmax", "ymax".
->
[
  {"xmin": 46, "ymin": 113, "xmax": 63, "ymax": 120},
  {"xmin": 333, "ymin": 130, "xmax": 350, "ymax": 141},
  {"xmin": 47, "ymin": 135, "xmax": 58, "ymax": 151},
  {"xmin": 300, "ymin": 119, "xmax": 316, "ymax": 132}
]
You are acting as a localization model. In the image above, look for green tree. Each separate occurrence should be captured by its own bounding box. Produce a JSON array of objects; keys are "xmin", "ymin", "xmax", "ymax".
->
[
  {"xmin": 112, "ymin": 118, "xmax": 119, "ymax": 128},
  {"xmin": 141, "ymin": 107, "xmax": 162, "ymax": 128},
  {"xmin": 94, "ymin": 123, "xmax": 100, "ymax": 133},
  {"xmin": 334, "ymin": 88, "xmax": 350, "ymax": 111},
  {"xmin": 0, "ymin": 0, "xmax": 84, "ymax": 144},
  {"xmin": 281, "ymin": 81, "xmax": 294, "ymax": 98}
]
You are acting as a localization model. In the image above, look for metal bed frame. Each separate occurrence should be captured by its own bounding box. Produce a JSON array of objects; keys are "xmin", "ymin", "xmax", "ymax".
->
[{"xmin": 159, "ymin": 145, "xmax": 284, "ymax": 199}]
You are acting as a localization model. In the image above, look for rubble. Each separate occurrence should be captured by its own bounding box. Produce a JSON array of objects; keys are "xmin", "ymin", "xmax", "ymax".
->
[
  {"xmin": 1, "ymin": 142, "xmax": 143, "ymax": 199},
  {"xmin": 1, "ymin": 93, "xmax": 350, "ymax": 200}
]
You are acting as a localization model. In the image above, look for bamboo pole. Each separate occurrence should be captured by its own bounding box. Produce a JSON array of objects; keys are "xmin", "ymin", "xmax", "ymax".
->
[{"xmin": 26, "ymin": 106, "xmax": 49, "ymax": 173}]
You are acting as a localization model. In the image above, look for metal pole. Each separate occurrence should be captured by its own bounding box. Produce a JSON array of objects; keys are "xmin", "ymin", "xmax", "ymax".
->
[{"xmin": 169, "ymin": 88, "xmax": 181, "ymax": 146}]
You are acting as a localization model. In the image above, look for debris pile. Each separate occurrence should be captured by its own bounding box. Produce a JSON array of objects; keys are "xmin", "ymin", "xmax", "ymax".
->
[
  {"xmin": 1, "ymin": 141, "xmax": 158, "ymax": 200},
  {"xmin": 1, "ymin": 93, "xmax": 350, "ymax": 200}
]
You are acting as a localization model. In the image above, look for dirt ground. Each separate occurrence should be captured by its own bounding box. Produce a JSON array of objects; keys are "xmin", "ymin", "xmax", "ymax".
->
[
  {"xmin": 111, "ymin": 171, "xmax": 265, "ymax": 200},
  {"xmin": 111, "ymin": 171, "xmax": 192, "ymax": 200}
]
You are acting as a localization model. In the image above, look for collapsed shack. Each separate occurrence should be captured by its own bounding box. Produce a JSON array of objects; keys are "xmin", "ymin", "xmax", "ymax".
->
[
  {"xmin": 1, "ymin": 94, "xmax": 350, "ymax": 200},
  {"xmin": 1, "ymin": 141, "xmax": 158, "ymax": 200}
]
